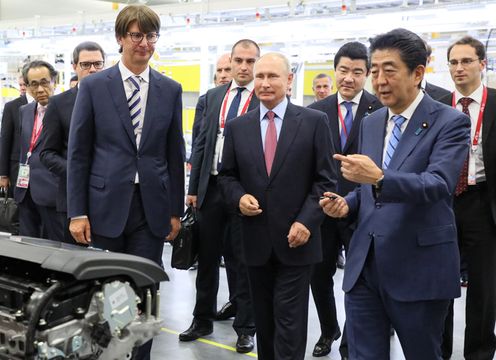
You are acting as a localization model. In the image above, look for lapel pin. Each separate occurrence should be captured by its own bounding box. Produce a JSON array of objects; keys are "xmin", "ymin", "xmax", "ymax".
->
[{"xmin": 415, "ymin": 122, "xmax": 429, "ymax": 136}]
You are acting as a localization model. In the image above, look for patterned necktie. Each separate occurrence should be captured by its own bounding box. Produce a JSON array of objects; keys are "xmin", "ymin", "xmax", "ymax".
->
[
  {"xmin": 264, "ymin": 111, "xmax": 277, "ymax": 176},
  {"xmin": 340, "ymin": 101, "xmax": 354, "ymax": 151},
  {"xmin": 128, "ymin": 76, "xmax": 142, "ymax": 136},
  {"xmin": 454, "ymin": 97, "xmax": 474, "ymax": 196},
  {"xmin": 383, "ymin": 115, "xmax": 407, "ymax": 169},
  {"xmin": 226, "ymin": 87, "xmax": 245, "ymax": 122}
]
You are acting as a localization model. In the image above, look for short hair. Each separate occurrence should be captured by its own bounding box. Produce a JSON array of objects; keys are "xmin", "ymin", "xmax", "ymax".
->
[
  {"xmin": 369, "ymin": 28, "xmax": 427, "ymax": 74},
  {"xmin": 231, "ymin": 39, "xmax": 260, "ymax": 58},
  {"xmin": 447, "ymin": 35, "xmax": 486, "ymax": 61},
  {"xmin": 72, "ymin": 41, "xmax": 105, "ymax": 65},
  {"xmin": 424, "ymin": 40, "xmax": 432, "ymax": 57},
  {"xmin": 23, "ymin": 60, "xmax": 58, "ymax": 84},
  {"xmin": 256, "ymin": 52, "xmax": 291, "ymax": 74},
  {"xmin": 313, "ymin": 73, "xmax": 331, "ymax": 82},
  {"xmin": 334, "ymin": 41, "xmax": 370, "ymax": 71},
  {"xmin": 115, "ymin": 5, "xmax": 160, "ymax": 53}
]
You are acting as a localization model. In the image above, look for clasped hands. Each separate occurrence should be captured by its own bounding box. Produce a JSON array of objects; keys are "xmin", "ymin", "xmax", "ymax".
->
[{"xmin": 239, "ymin": 194, "xmax": 310, "ymax": 248}]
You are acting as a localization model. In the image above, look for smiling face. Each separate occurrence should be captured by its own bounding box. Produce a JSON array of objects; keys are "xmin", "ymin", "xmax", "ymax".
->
[
  {"xmin": 254, "ymin": 54, "xmax": 293, "ymax": 110},
  {"xmin": 370, "ymin": 48, "xmax": 423, "ymax": 114},
  {"xmin": 117, "ymin": 21, "xmax": 155, "ymax": 72},
  {"xmin": 335, "ymin": 56, "xmax": 368, "ymax": 101},
  {"xmin": 448, "ymin": 44, "xmax": 485, "ymax": 96}
]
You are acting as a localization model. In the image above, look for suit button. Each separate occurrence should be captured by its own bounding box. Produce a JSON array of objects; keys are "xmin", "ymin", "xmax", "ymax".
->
[
  {"xmin": 375, "ymin": 203, "xmax": 382, "ymax": 209},
  {"xmin": 368, "ymin": 232, "xmax": 375, "ymax": 239}
]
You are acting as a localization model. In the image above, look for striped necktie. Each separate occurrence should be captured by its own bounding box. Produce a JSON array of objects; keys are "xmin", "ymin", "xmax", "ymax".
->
[
  {"xmin": 128, "ymin": 76, "xmax": 142, "ymax": 136},
  {"xmin": 383, "ymin": 115, "xmax": 407, "ymax": 169}
]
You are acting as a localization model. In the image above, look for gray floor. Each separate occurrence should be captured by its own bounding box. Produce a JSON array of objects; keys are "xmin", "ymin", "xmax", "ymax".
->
[{"xmin": 152, "ymin": 244, "xmax": 467, "ymax": 359}]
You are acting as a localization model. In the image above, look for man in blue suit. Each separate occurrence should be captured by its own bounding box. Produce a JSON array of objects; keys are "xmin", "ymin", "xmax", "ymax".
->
[
  {"xmin": 218, "ymin": 52, "xmax": 336, "ymax": 360},
  {"xmin": 40, "ymin": 41, "xmax": 105, "ymax": 243},
  {"xmin": 67, "ymin": 6, "xmax": 184, "ymax": 359},
  {"xmin": 320, "ymin": 28, "xmax": 470, "ymax": 359},
  {"xmin": 16, "ymin": 60, "xmax": 63, "ymax": 241}
]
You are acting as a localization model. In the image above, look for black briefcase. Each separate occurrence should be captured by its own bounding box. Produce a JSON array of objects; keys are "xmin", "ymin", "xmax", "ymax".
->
[
  {"xmin": 171, "ymin": 206, "xmax": 198, "ymax": 270},
  {"xmin": 0, "ymin": 188, "xmax": 19, "ymax": 234}
]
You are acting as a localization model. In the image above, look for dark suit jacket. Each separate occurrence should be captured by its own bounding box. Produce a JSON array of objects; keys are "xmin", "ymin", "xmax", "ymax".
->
[
  {"xmin": 343, "ymin": 94, "xmax": 470, "ymax": 301},
  {"xmin": 425, "ymin": 82, "xmax": 451, "ymax": 101},
  {"xmin": 218, "ymin": 102, "xmax": 337, "ymax": 266},
  {"xmin": 67, "ymin": 64, "xmax": 185, "ymax": 238},
  {"xmin": 309, "ymin": 90, "xmax": 382, "ymax": 196},
  {"xmin": 0, "ymin": 95, "xmax": 27, "ymax": 185},
  {"xmin": 15, "ymin": 102, "xmax": 58, "ymax": 207},
  {"xmin": 188, "ymin": 81, "xmax": 259, "ymax": 208},
  {"xmin": 188, "ymin": 93, "xmax": 206, "ymax": 163},
  {"xmin": 439, "ymin": 87, "xmax": 496, "ymax": 225},
  {"xmin": 39, "ymin": 87, "xmax": 78, "ymax": 212}
]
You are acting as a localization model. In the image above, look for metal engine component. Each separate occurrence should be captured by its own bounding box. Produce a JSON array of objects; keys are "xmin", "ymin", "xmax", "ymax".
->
[{"xmin": 0, "ymin": 235, "xmax": 168, "ymax": 360}]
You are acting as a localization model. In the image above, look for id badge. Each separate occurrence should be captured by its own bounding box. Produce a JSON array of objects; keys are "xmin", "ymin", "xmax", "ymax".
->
[
  {"xmin": 16, "ymin": 164, "xmax": 30, "ymax": 189},
  {"xmin": 467, "ymin": 153, "xmax": 477, "ymax": 185}
]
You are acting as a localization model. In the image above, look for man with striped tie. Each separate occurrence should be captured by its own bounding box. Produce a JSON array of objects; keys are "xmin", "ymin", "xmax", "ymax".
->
[
  {"xmin": 320, "ymin": 28, "xmax": 470, "ymax": 359},
  {"xmin": 67, "ymin": 5, "xmax": 184, "ymax": 359}
]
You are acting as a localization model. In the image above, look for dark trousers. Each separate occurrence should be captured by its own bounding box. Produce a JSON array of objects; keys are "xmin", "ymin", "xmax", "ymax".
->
[
  {"xmin": 346, "ymin": 247, "xmax": 450, "ymax": 360},
  {"xmin": 194, "ymin": 176, "xmax": 255, "ymax": 336},
  {"xmin": 247, "ymin": 255, "xmax": 312, "ymax": 360},
  {"xmin": 19, "ymin": 187, "xmax": 63, "ymax": 242},
  {"xmin": 442, "ymin": 183, "xmax": 496, "ymax": 360},
  {"xmin": 310, "ymin": 217, "xmax": 341, "ymax": 338},
  {"xmin": 91, "ymin": 186, "xmax": 165, "ymax": 360}
]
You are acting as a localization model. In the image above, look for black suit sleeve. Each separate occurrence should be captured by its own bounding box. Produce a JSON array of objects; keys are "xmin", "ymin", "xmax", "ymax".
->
[
  {"xmin": 39, "ymin": 99, "xmax": 67, "ymax": 178},
  {"xmin": 0, "ymin": 101, "xmax": 16, "ymax": 176},
  {"xmin": 189, "ymin": 94, "xmax": 206, "ymax": 163}
]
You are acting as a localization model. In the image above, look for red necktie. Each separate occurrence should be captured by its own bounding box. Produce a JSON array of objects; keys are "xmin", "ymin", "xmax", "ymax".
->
[
  {"xmin": 454, "ymin": 97, "xmax": 473, "ymax": 196},
  {"xmin": 264, "ymin": 111, "xmax": 277, "ymax": 176}
]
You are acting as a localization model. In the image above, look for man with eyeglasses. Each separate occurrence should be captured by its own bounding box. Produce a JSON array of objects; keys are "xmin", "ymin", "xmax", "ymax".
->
[
  {"xmin": 39, "ymin": 41, "xmax": 105, "ymax": 244},
  {"xmin": 440, "ymin": 35, "xmax": 496, "ymax": 360},
  {"xmin": 14, "ymin": 60, "xmax": 63, "ymax": 242},
  {"xmin": 67, "ymin": 6, "xmax": 184, "ymax": 359}
]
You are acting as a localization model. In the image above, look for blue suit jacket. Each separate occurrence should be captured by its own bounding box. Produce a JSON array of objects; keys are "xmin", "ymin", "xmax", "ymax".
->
[
  {"xmin": 67, "ymin": 64, "xmax": 185, "ymax": 238},
  {"xmin": 343, "ymin": 94, "xmax": 470, "ymax": 301},
  {"xmin": 15, "ymin": 102, "xmax": 58, "ymax": 207},
  {"xmin": 218, "ymin": 102, "xmax": 337, "ymax": 266}
]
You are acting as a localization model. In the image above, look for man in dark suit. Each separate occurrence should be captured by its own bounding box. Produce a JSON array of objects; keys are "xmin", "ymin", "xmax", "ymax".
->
[
  {"xmin": 219, "ymin": 52, "xmax": 336, "ymax": 360},
  {"xmin": 66, "ymin": 6, "xmax": 184, "ymax": 359},
  {"xmin": 320, "ymin": 28, "xmax": 470, "ymax": 359},
  {"xmin": 308, "ymin": 41, "xmax": 382, "ymax": 359},
  {"xmin": 15, "ymin": 60, "xmax": 64, "ymax": 242},
  {"xmin": 440, "ymin": 35, "xmax": 496, "ymax": 360},
  {"xmin": 180, "ymin": 40, "xmax": 259, "ymax": 353},
  {"xmin": 0, "ymin": 76, "xmax": 28, "ymax": 197},
  {"xmin": 39, "ymin": 41, "xmax": 105, "ymax": 244}
]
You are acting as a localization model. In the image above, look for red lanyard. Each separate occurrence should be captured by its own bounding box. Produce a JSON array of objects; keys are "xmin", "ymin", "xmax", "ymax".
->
[
  {"xmin": 27, "ymin": 109, "xmax": 43, "ymax": 157},
  {"xmin": 451, "ymin": 86, "xmax": 487, "ymax": 151},
  {"xmin": 220, "ymin": 84, "xmax": 254, "ymax": 128},
  {"xmin": 337, "ymin": 101, "xmax": 351, "ymax": 137}
]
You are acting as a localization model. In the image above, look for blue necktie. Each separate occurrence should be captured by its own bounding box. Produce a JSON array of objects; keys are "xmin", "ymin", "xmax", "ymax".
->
[
  {"xmin": 383, "ymin": 115, "xmax": 407, "ymax": 169},
  {"xmin": 340, "ymin": 101, "xmax": 354, "ymax": 151},
  {"xmin": 226, "ymin": 87, "xmax": 245, "ymax": 122}
]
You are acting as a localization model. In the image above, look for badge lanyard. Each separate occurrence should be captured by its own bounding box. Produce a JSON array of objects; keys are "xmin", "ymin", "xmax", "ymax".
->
[
  {"xmin": 337, "ymin": 102, "xmax": 351, "ymax": 138},
  {"xmin": 451, "ymin": 86, "xmax": 487, "ymax": 185},
  {"xmin": 219, "ymin": 85, "xmax": 254, "ymax": 129}
]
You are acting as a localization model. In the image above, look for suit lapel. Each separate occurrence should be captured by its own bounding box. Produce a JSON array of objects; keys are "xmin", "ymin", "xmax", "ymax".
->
[
  {"xmin": 106, "ymin": 64, "xmax": 137, "ymax": 149},
  {"xmin": 245, "ymin": 108, "xmax": 267, "ymax": 180},
  {"xmin": 22, "ymin": 103, "xmax": 37, "ymax": 155},
  {"xmin": 139, "ymin": 68, "xmax": 160, "ymax": 148},
  {"xmin": 325, "ymin": 96, "xmax": 341, "ymax": 153},
  {"xmin": 269, "ymin": 103, "xmax": 302, "ymax": 181},
  {"xmin": 482, "ymin": 88, "xmax": 496, "ymax": 145},
  {"xmin": 388, "ymin": 96, "xmax": 432, "ymax": 170},
  {"xmin": 368, "ymin": 108, "xmax": 388, "ymax": 167}
]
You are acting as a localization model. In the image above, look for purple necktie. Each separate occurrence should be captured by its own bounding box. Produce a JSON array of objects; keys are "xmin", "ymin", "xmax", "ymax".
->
[{"xmin": 455, "ymin": 97, "xmax": 473, "ymax": 196}]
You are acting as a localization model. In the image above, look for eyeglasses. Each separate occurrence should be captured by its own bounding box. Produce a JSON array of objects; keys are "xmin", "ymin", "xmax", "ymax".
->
[
  {"xmin": 28, "ymin": 79, "xmax": 52, "ymax": 89},
  {"xmin": 79, "ymin": 61, "xmax": 105, "ymax": 70},
  {"xmin": 126, "ymin": 32, "xmax": 160, "ymax": 44},
  {"xmin": 448, "ymin": 58, "xmax": 480, "ymax": 67}
]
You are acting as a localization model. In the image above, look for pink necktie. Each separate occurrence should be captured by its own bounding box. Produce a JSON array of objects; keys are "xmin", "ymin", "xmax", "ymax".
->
[
  {"xmin": 36, "ymin": 105, "xmax": 46, "ymax": 133},
  {"xmin": 454, "ymin": 97, "xmax": 473, "ymax": 196},
  {"xmin": 264, "ymin": 111, "xmax": 277, "ymax": 176}
]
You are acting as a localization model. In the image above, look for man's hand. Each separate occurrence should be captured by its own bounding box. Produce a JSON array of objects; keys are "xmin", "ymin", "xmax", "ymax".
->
[
  {"xmin": 0, "ymin": 177, "xmax": 10, "ymax": 189},
  {"xmin": 166, "ymin": 216, "xmax": 181, "ymax": 241},
  {"xmin": 239, "ymin": 194, "xmax": 262, "ymax": 216},
  {"xmin": 70, "ymin": 218, "xmax": 92, "ymax": 244},
  {"xmin": 319, "ymin": 192, "xmax": 349, "ymax": 218},
  {"xmin": 287, "ymin": 222, "xmax": 311, "ymax": 248},
  {"xmin": 186, "ymin": 195, "xmax": 197, "ymax": 208},
  {"xmin": 334, "ymin": 154, "xmax": 383, "ymax": 184}
]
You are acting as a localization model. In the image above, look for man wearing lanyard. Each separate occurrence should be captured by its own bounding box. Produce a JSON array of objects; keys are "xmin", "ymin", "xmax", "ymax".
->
[
  {"xmin": 15, "ymin": 60, "xmax": 63, "ymax": 242},
  {"xmin": 181, "ymin": 39, "xmax": 259, "ymax": 353},
  {"xmin": 308, "ymin": 41, "xmax": 382, "ymax": 359},
  {"xmin": 440, "ymin": 35, "xmax": 496, "ymax": 360}
]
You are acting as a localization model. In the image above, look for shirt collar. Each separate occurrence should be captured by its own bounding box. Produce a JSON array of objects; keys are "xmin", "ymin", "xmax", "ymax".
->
[
  {"xmin": 26, "ymin": 93, "xmax": 35, "ymax": 103},
  {"xmin": 388, "ymin": 89, "xmax": 424, "ymax": 121},
  {"xmin": 454, "ymin": 82, "xmax": 483, "ymax": 105},
  {"xmin": 118, "ymin": 60, "xmax": 150, "ymax": 83},
  {"xmin": 260, "ymin": 96, "xmax": 288, "ymax": 122},
  {"xmin": 337, "ymin": 90, "xmax": 363, "ymax": 105},
  {"xmin": 230, "ymin": 80, "xmax": 254, "ymax": 93}
]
